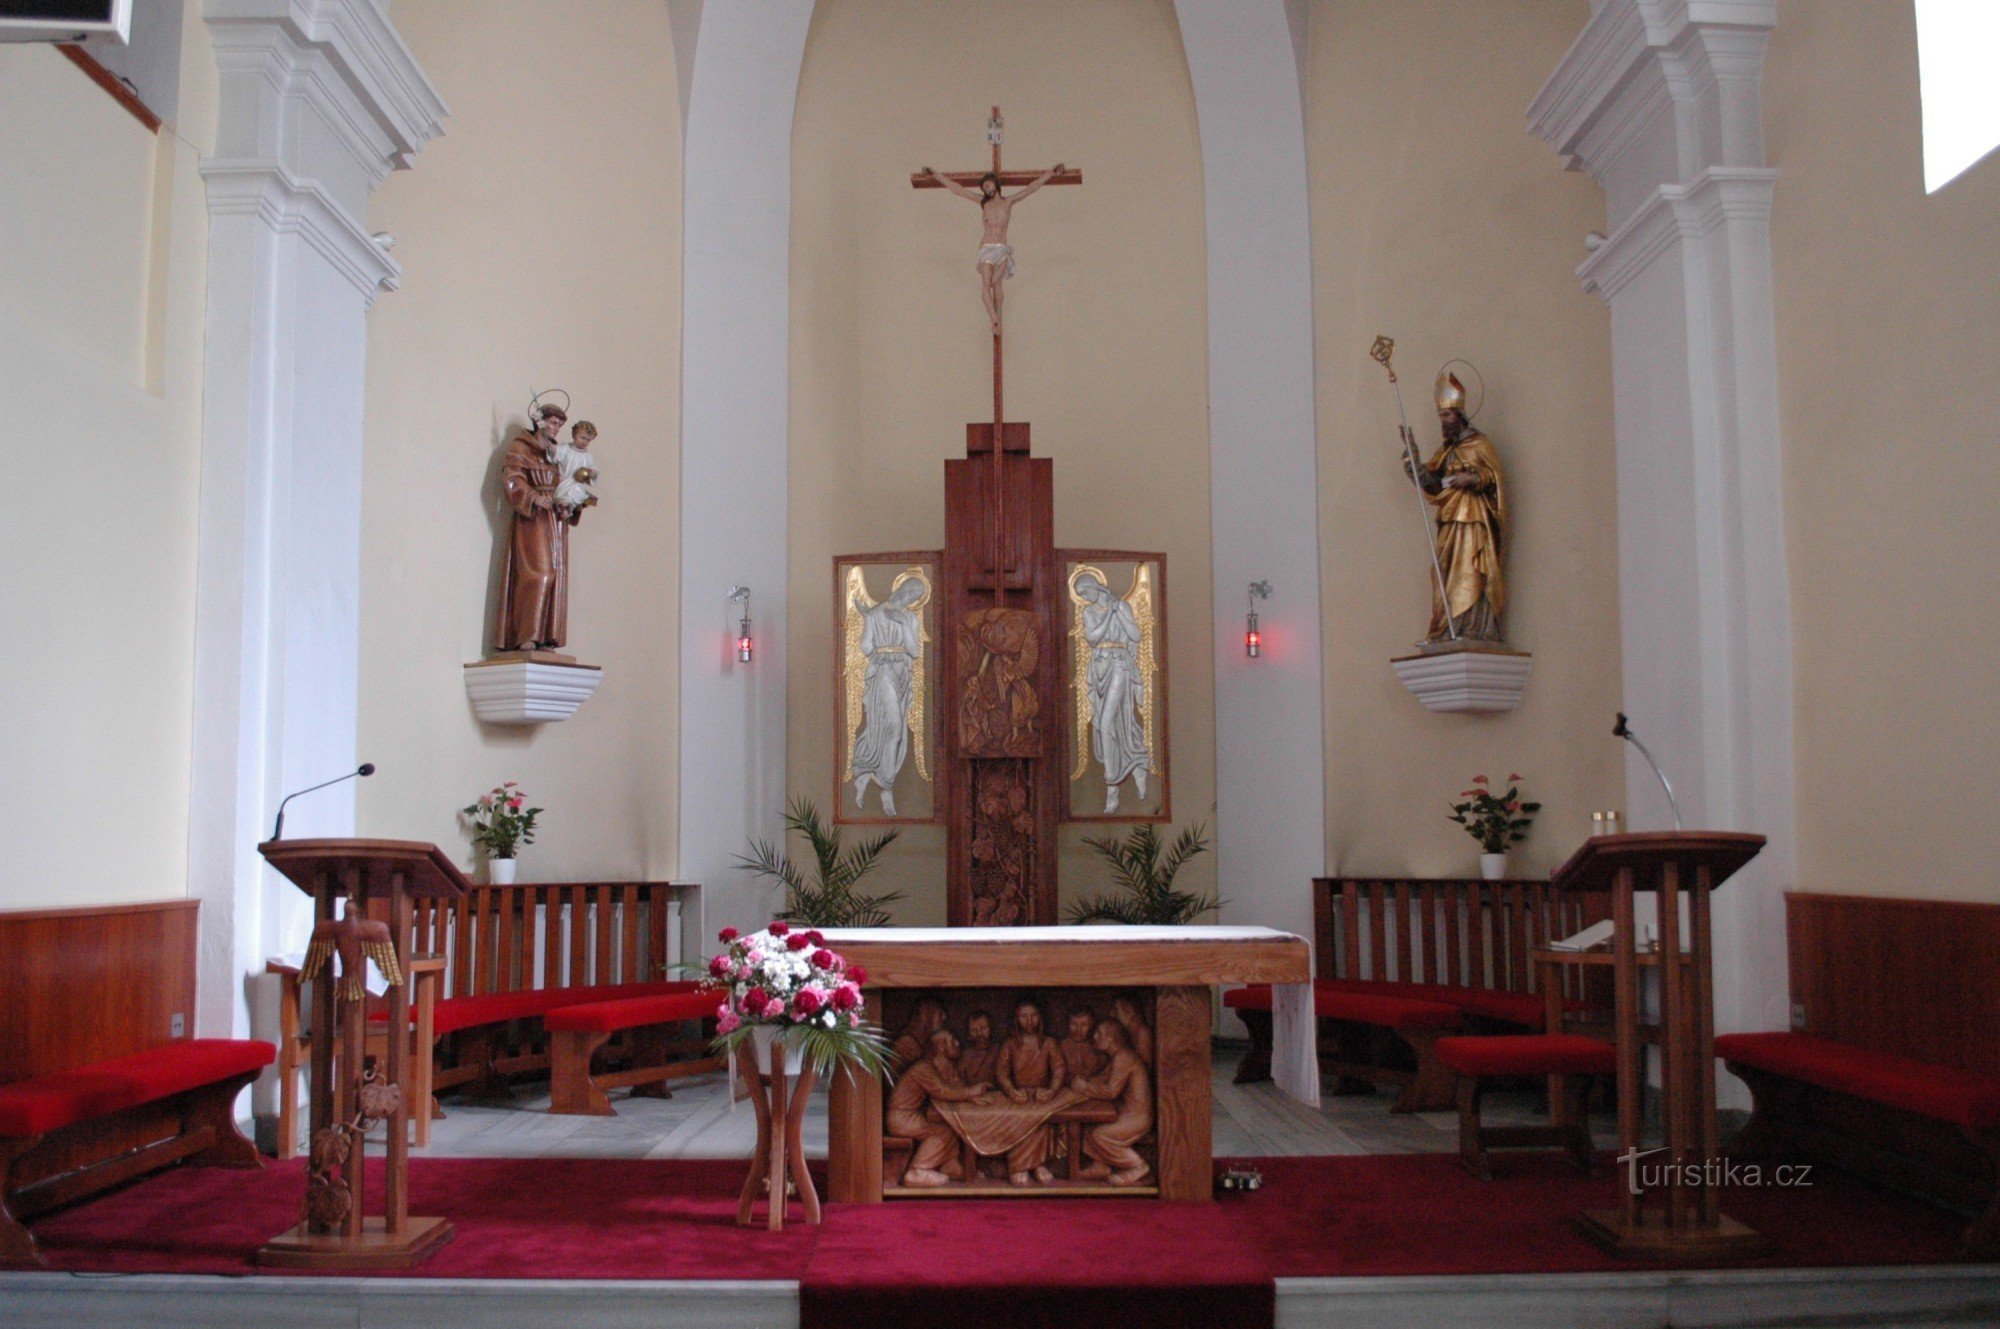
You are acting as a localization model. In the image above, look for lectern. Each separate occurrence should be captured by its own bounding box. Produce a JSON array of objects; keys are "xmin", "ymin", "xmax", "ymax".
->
[
  {"xmin": 1548, "ymin": 832, "xmax": 1767, "ymax": 1259},
  {"xmin": 255, "ymin": 839, "xmax": 467, "ymax": 1269}
]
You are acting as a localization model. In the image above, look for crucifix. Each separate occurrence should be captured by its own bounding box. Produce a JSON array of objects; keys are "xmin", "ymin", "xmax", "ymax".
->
[
  {"xmin": 842, "ymin": 113, "xmax": 1159, "ymax": 927},
  {"xmin": 913, "ymin": 108, "xmax": 1081, "ymax": 595}
]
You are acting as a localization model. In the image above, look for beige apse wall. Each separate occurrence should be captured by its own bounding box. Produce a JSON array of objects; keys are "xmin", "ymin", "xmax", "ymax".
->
[
  {"xmin": 788, "ymin": 0, "xmax": 1216, "ymax": 925},
  {"xmin": 0, "ymin": 17, "xmax": 217, "ymax": 908},
  {"xmin": 1767, "ymin": 3, "xmax": 2000, "ymax": 902},
  {"xmin": 358, "ymin": 1, "xmax": 683, "ymax": 882},
  {"xmin": 1309, "ymin": 0, "xmax": 1626, "ymax": 879}
]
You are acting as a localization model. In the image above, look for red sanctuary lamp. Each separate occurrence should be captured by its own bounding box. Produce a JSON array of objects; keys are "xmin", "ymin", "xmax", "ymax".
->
[
  {"xmin": 730, "ymin": 585, "xmax": 754, "ymax": 663},
  {"xmin": 1245, "ymin": 580, "xmax": 1271, "ymax": 659}
]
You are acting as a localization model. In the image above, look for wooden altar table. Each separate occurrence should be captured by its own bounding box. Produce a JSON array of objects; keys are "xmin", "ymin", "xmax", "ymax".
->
[{"xmin": 821, "ymin": 925, "xmax": 1314, "ymax": 1203}]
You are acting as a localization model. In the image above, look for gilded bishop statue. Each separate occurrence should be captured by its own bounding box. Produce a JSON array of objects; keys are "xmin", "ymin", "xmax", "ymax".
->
[{"xmin": 1404, "ymin": 370, "xmax": 1506, "ymax": 645}]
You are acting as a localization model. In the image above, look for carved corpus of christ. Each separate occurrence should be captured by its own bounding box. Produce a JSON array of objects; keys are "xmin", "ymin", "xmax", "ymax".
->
[
  {"xmin": 912, "ymin": 109, "xmax": 1080, "ymax": 338},
  {"xmin": 923, "ymin": 161, "xmax": 1064, "ymax": 331}
]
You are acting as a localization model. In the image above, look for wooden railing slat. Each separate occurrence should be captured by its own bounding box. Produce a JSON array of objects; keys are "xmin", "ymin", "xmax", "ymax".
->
[
  {"xmin": 496, "ymin": 888, "xmax": 518, "ymax": 992},
  {"xmin": 621, "ymin": 884, "xmax": 641, "ymax": 985},
  {"xmin": 1340, "ymin": 881, "xmax": 1361, "ymax": 982},
  {"xmin": 1392, "ymin": 881, "xmax": 1413, "ymax": 984},
  {"xmin": 594, "ymin": 886, "xmax": 614, "ymax": 986},
  {"xmin": 1367, "ymin": 881, "xmax": 1389, "ymax": 982},
  {"xmin": 649, "ymin": 884, "xmax": 670, "ymax": 983}
]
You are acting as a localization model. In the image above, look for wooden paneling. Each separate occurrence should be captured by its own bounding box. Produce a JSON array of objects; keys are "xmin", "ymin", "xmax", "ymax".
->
[
  {"xmin": 0, "ymin": 900, "xmax": 197, "ymax": 1086},
  {"xmin": 1787, "ymin": 892, "xmax": 2000, "ymax": 1076}
]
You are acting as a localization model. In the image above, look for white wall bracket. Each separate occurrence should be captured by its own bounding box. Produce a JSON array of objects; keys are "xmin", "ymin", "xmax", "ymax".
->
[
  {"xmin": 463, "ymin": 659, "xmax": 604, "ymax": 725},
  {"xmin": 1392, "ymin": 646, "xmax": 1532, "ymax": 714}
]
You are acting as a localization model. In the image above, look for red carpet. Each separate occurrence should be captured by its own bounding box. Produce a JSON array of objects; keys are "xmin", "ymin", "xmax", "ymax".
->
[{"xmin": 22, "ymin": 1152, "xmax": 1969, "ymax": 1328}]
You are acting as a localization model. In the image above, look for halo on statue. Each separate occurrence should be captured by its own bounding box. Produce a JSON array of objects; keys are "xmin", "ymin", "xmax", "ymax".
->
[
  {"xmin": 528, "ymin": 387, "xmax": 572, "ymax": 425},
  {"xmin": 1067, "ymin": 563, "xmax": 1109, "ymax": 603},
  {"xmin": 1435, "ymin": 359, "xmax": 1484, "ymax": 420},
  {"xmin": 890, "ymin": 567, "xmax": 933, "ymax": 612}
]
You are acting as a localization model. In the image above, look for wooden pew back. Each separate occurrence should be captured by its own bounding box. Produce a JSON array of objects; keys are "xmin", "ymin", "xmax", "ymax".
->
[
  {"xmin": 401, "ymin": 881, "xmax": 683, "ymax": 999},
  {"xmin": 0, "ymin": 900, "xmax": 198, "ymax": 1087},
  {"xmin": 1313, "ymin": 877, "xmax": 1610, "ymax": 1000},
  {"xmin": 1787, "ymin": 892, "xmax": 2000, "ymax": 1076}
]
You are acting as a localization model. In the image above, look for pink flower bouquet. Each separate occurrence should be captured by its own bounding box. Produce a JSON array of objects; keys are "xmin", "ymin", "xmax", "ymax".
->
[
  {"xmin": 703, "ymin": 923, "xmax": 888, "ymax": 1076},
  {"xmin": 460, "ymin": 781, "xmax": 541, "ymax": 859}
]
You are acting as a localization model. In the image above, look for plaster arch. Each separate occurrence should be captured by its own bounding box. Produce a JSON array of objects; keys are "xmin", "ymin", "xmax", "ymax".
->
[{"xmin": 677, "ymin": 0, "xmax": 1323, "ymax": 946}]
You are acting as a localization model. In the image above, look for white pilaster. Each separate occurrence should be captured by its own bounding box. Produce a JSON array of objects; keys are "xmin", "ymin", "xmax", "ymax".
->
[
  {"xmin": 1530, "ymin": 0, "xmax": 1795, "ymax": 1062},
  {"xmin": 676, "ymin": 2, "xmax": 815, "ymax": 944},
  {"xmin": 1176, "ymin": 0, "xmax": 1327, "ymax": 959},
  {"xmin": 190, "ymin": 0, "xmax": 444, "ymax": 1042}
]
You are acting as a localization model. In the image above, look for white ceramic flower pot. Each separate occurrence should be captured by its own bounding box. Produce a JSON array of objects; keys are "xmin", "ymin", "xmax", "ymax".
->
[
  {"xmin": 1479, "ymin": 852, "xmax": 1508, "ymax": 881},
  {"xmin": 488, "ymin": 856, "xmax": 517, "ymax": 885},
  {"xmin": 750, "ymin": 1022, "xmax": 806, "ymax": 1075}
]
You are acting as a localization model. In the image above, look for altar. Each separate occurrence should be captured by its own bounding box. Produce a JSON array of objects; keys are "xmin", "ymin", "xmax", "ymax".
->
[{"xmin": 820, "ymin": 925, "xmax": 1315, "ymax": 1203}]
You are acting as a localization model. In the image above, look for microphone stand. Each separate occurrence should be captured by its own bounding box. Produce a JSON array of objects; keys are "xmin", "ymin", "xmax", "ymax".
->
[
  {"xmin": 271, "ymin": 764, "xmax": 376, "ymax": 840},
  {"xmin": 1613, "ymin": 714, "xmax": 1682, "ymax": 831}
]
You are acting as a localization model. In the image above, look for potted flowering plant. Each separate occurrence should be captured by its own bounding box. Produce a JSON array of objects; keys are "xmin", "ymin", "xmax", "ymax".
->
[
  {"xmin": 1449, "ymin": 773, "xmax": 1541, "ymax": 880},
  {"xmin": 460, "ymin": 781, "xmax": 542, "ymax": 884},
  {"xmin": 704, "ymin": 922, "xmax": 889, "ymax": 1078}
]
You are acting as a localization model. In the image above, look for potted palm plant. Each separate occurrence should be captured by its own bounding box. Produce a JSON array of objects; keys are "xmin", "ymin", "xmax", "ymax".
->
[
  {"xmin": 1066, "ymin": 823, "xmax": 1217, "ymax": 925},
  {"xmin": 735, "ymin": 797, "xmax": 905, "ymax": 928}
]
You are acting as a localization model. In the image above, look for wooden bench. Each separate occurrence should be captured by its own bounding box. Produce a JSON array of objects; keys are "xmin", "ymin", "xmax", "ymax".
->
[
  {"xmin": 543, "ymin": 989, "xmax": 724, "ymax": 1116},
  {"xmin": 0, "ymin": 901, "xmax": 274, "ymax": 1267},
  {"xmin": 1719, "ymin": 892, "xmax": 2000, "ymax": 1257},
  {"xmin": 1230, "ymin": 877, "xmax": 1611, "ymax": 1103},
  {"xmin": 271, "ymin": 880, "xmax": 693, "ymax": 1155}
]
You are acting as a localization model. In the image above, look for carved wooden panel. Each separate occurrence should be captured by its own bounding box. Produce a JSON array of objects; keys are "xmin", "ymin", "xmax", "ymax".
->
[
  {"xmin": 876, "ymin": 987, "xmax": 1159, "ymax": 1197},
  {"xmin": 956, "ymin": 608, "xmax": 1041, "ymax": 757},
  {"xmin": 941, "ymin": 422, "xmax": 1061, "ymax": 926}
]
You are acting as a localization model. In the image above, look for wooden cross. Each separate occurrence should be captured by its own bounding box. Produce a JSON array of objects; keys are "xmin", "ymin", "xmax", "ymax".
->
[
  {"xmin": 912, "ymin": 108, "xmax": 1080, "ymax": 589},
  {"xmin": 910, "ymin": 107, "xmax": 1081, "ymax": 424}
]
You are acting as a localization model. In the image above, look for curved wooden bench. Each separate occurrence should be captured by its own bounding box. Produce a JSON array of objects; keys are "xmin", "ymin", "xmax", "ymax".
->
[
  {"xmin": 1719, "ymin": 1030, "xmax": 2000, "ymax": 1256},
  {"xmin": 1226, "ymin": 983, "xmax": 1462, "ymax": 1112},
  {"xmin": 1, "ymin": 1039, "xmax": 273, "ymax": 1267},
  {"xmin": 544, "ymin": 989, "xmax": 724, "ymax": 1116}
]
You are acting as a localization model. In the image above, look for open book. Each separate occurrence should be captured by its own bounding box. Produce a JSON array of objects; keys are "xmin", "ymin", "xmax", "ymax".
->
[{"xmin": 1547, "ymin": 919, "xmax": 1615, "ymax": 952}]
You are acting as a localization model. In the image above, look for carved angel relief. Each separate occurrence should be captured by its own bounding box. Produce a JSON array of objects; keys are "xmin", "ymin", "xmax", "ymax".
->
[
  {"xmin": 840, "ymin": 561, "xmax": 936, "ymax": 821},
  {"xmin": 1067, "ymin": 559, "xmax": 1166, "ymax": 818}
]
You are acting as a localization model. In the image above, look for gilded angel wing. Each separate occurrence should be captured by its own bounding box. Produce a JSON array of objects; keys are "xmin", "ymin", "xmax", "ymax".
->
[
  {"xmin": 893, "ymin": 568, "xmax": 932, "ymax": 785},
  {"xmin": 1125, "ymin": 564, "xmax": 1159, "ymax": 774},
  {"xmin": 842, "ymin": 567, "xmax": 874, "ymax": 782},
  {"xmin": 1068, "ymin": 565, "xmax": 1104, "ymax": 781}
]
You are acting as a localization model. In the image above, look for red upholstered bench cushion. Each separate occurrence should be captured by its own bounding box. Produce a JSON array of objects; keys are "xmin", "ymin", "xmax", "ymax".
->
[
  {"xmin": 1222, "ymin": 984, "xmax": 1457, "ymax": 1030},
  {"xmin": 0, "ymin": 1039, "xmax": 275, "ymax": 1138},
  {"xmin": 1323, "ymin": 979, "xmax": 1581, "ymax": 1027},
  {"xmin": 1434, "ymin": 1033, "xmax": 1615, "ymax": 1078},
  {"xmin": 544, "ymin": 990, "xmax": 718, "ymax": 1034},
  {"xmin": 375, "ymin": 981, "xmax": 707, "ymax": 1036},
  {"xmin": 1716, "ymin": 1031, "xmax": 2000, "ymax": 1130}
]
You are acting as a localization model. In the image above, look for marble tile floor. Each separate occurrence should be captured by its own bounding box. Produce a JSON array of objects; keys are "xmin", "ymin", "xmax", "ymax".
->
[{"xmin": 409, "ymin": 1044, "xmax": 1620, "ymax": 1161}]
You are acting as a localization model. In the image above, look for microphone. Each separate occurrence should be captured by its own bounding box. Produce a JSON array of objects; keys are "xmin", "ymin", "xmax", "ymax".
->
[
  {"xmin": 1612, "ymin": 713, "xmax": 1682, "ymax": 831},
  {"xmin": 271, "ymin": 763, "xmax": 376, "ymax": 840}
]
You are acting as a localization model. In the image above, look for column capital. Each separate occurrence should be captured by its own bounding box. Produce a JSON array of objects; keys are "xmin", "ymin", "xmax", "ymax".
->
[
  {"xmin": 1577, "ymin": 166, "xmax": 1776, "ymax": 301},
  {"xmin": 205, "ymin": 0, "xmax": 447, "ymax": 211},
  {"xmin": 1528, "ymin": 0, "xmax": 1773, "ymax": 225}
]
